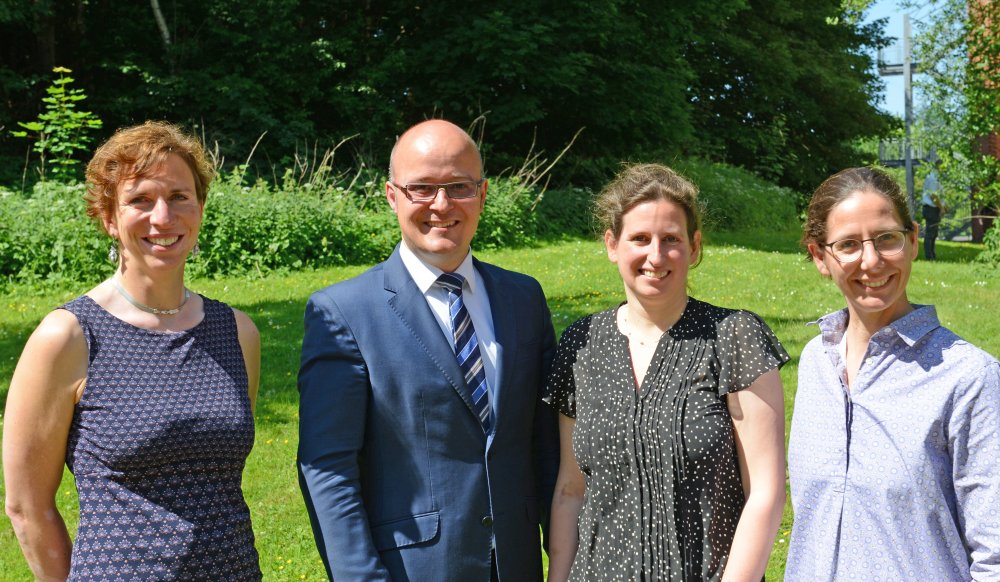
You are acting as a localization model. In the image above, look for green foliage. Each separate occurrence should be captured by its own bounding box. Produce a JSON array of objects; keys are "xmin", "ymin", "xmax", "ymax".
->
[
  {"xmin": 908, "ymin": 0, "xmax": 999, "ymax": 257},
  {"xmin": 190, "ymin": 173, "xmax": 398, "ymax": 278},
  {"xmin": 978, "ymin": 223, "xmax": 1000, "ymax": 268},
  {"xmin": 476, "ymin": 178, "xmax": 539, "ymax": 250},
  {"xmin": 533, "ymin": 187, "xmax": 596, "ymax": 240},
  {"xmin": 685, "ymin": 0, "xmax": 895, "ymax": 194},
  {"xmin": 675, "ymin": 159, "xmax": 800, "ymax": 232},
  {"xmin": 10, "ymin": 67, "xmax": 103, "ymax": 182},
  {"xmin": 0, "ymin": 0, "xmax": 892, "ymax": 193},
  {"xmin": 0, "ymin": 182, "xmax": 109, "ymax": 287},
  {"xmin": 0, "ymin": 157, "xmax": 809, "ymax": 289}
]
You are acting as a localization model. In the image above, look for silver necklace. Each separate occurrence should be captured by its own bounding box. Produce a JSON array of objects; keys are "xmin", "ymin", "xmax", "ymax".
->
[
  {"xmin": 622, "ymin": 313, "xmax": 665, "ymax": 346},
  {"xmin": 113, "ymin": 278, "xmax": 190, "ymax": 316},
  {"xmin": 622, "ymin": 300, "xmax": 686, "ymax": 346}
]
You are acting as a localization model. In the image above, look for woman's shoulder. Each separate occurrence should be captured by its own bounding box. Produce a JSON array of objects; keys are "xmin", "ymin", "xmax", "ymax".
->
[
  {"xmin": 685, "ymin": 297, "xmax": 790, "ymax": 370},
  {"xmin": 17, "ymin": 307, "xmax": 89, "ymax": 380},
  {"xmin": 554, "ymin": 307, "xmax": 619, "ymax": 357},
  {"xmin": 231, "ymin": 307, "xmax": 259, "ymax": 345},
  {"xmin": 929, "ymin": 324, "xmax": 999, "ymax": 378},
  {"xmin": 198, "ymin": 294, "xmax": 237, "ymax": 319},
  {"xmin": 560, "ymin": 306, "xmax": 616, "ymax": 337},
  {"xmin": 684, "ymin": 297, "xmax": 770, "ymax": 332},
  {"xmin": 198, "ymin": 295, "xmax": 257, "ymax": 336},
  {"xmin": 34, "ymin": 307, "xmax": 87, "ymax": 345}
]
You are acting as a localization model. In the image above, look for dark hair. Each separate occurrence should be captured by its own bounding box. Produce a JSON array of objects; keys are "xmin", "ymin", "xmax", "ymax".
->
[
  {"xmin": 85, "ymin": 121, "xmax": 214, "ymax": 232},
  {"xmin": 595, "ymin": 163, "xmax": 702, "ymax": 243},
  {"xmin": 802, "ymin": 166, "xmax": 913, "ymax": 256}
]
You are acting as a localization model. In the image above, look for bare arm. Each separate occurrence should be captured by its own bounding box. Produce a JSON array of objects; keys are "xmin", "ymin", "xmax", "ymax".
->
[
  {"xmin": 546, "ymin": 414, "xmax": 586, "ymax": 582},
  {"xmin": 233, "ymin": 308, "xmax": 261, "ymax": 412},
  {"xmin": 723, "ymin": 368, "xmax": 786, "ymax": 582},
  {"xmin": 3, "ymin": 310, "xmax": 88, "ymax": 580}
]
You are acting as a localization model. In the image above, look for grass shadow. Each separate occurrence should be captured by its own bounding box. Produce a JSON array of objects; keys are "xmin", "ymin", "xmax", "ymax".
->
[
  {"xmin": 704, "ymin": 229, "xmax": 803, "ymax": 255},
  {"xmin": 0, "ymin": 321, "xmax": 36, "ymax": 411},
  {"xmin": 918, "ymin": 239, "xmax": 984, "ymax": 264}
]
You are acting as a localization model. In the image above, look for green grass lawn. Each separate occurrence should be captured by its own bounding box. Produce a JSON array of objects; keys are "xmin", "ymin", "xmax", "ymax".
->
[{"xmin": 1, "ymin": 236, "xmax": 996, "ymax": 580}]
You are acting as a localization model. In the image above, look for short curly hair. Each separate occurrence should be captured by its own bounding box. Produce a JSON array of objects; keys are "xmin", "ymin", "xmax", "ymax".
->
[
  {"xmin": 85, "ymin": 121, "xmax": 214, "ymax": 233},
  {"xmin": 595, "ymin": 162, "xmax": 702, "ymax": 243}
]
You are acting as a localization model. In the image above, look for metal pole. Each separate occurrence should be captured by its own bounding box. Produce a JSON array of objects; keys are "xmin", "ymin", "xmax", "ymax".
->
[{"xmin": 904, "ymin": 14, "xmax": 915, "ymax": 214}]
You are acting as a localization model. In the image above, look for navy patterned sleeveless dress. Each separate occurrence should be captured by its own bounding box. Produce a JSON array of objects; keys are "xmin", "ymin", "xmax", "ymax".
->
[{"xmin": 62, "ymin": 295, "xmax": 261, "ymax": 581}]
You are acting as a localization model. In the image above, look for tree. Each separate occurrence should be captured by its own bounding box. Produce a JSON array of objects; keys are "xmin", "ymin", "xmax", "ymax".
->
[
  {"xmin": 909, "ymin": 0, "xmax": 999, "ymax": 257},
  {"xmin": 0, "ymin": 0, "xmax": 902, "ymax": 193},
  {"xmin": 685, "ymin": 0, "xmax": 895, "ymax": 196},
  {"xmin": 327, "ymin": 0, "xmax": 745, "ymax": 183}
]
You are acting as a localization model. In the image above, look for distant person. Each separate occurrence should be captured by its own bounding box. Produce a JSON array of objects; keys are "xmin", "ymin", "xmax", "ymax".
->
[
  {"xmin": 921, "ymin": 163, "xmax": 945, "ymax": 260},
  {"xmin": 545, "ymin": 163, "xmax": 789, "ymax": 581},
  {"xmin": 3, "ymin": 121, "xmax": 262, "ymax": 580},
  {"xmin": 787, "ymin": 167, "xmax": 1000, "ymax": 580},
  {"xmin": 297, "ymin": 119, "xmax": 558, "ymax": 581}
]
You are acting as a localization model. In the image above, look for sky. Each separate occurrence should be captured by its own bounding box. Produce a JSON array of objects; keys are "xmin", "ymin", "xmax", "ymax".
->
[{"xmin": 864, "ymin": 0, "xmax": 938, "ymax": 118}]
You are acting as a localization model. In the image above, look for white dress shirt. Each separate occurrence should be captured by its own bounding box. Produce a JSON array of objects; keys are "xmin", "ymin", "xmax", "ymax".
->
[{"xmin": 398, "ymin": 243, "xmax": 500, "ymax": 421}]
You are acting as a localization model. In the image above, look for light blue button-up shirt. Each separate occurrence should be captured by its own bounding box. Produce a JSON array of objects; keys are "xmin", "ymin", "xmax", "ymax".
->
[{"xmin": 786, "ymin": 305, "xmax": 1000, "ymax": 581}]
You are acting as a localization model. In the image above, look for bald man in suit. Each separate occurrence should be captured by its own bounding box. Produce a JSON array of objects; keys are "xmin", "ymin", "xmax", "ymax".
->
[{"xmin": 298, "ymin": 119, "xmax": 558, "ymax": 581}]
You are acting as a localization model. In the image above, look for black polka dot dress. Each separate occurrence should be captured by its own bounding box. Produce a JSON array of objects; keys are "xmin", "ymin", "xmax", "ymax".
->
[
  {"xmin": 544, "ymin": 298, "xmax": 789, "ymax": 581},
  {"xmin": 61, "ymin": 295, "xmax": 262, "ymax": 581}
]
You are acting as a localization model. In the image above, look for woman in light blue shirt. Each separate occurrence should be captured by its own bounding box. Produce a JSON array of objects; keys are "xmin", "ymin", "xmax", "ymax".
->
[{"xmin": 787, "ymin": 167, "xmax": 999, "ymax": 581}]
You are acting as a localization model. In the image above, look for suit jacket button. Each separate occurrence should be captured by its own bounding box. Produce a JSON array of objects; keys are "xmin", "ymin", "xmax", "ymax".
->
[{"xmin": 481, "ymin": 515, "xmax": 494, "ymax": 527}]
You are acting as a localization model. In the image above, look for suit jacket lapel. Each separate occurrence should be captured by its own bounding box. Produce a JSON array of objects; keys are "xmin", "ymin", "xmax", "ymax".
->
[
  {"xmin": 475, "ymin": 259, "xmax": 516, "ymax": 435},
  {"xmin": 384, "ymin": 248, "xmax": 487, "ymax": 433}
]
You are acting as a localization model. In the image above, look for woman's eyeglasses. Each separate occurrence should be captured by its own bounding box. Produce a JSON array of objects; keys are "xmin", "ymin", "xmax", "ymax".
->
[{"xmin": 821, "ymin": 229, "xmax": 910, "ymax": 263}]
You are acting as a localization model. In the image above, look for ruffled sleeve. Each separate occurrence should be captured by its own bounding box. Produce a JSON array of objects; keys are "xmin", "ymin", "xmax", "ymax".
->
[
  {"xmin": 542, "ymin": 315, "xmax": 596, "ymax": 418},
  {"xmin": 716, "ymin": 309, "xmax": 790, "ymax": 396}
]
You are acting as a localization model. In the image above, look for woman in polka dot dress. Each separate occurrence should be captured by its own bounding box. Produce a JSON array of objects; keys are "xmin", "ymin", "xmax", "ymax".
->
[
  {"xmin": 545, "ymin": 163, "xmax": 789, "ymax": 581},
  {"xmin": 3, "ymin": 122, "xmax": 262, "ymax": 580}
]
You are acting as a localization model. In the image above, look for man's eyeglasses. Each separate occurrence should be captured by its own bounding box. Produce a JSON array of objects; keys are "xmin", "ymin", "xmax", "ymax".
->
[
  {"xmin": 821, "ymin": 229, "xmax": 910, "ymax": 263},
  {"xmin": 391, "ymin": 180, "xmax": 483, "ymax": 202}
]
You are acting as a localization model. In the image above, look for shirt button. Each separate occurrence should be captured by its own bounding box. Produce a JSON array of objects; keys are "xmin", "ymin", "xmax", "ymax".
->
[{"xmin": 481, "ymin": 515, "xmax": 494, "ymax": 527}]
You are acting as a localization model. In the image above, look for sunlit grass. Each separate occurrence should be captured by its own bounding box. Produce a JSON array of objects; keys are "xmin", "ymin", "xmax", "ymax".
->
[{"xmin": 0, "ymin": 237, "xmax": 995, "ymax": 580}]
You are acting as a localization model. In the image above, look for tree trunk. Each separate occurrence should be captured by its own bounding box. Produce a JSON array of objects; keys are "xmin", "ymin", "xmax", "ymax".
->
[
  {"xmin": 33, "ymin": 0, "xmax": 56, "ymax": 72},
  {"xmin": 150, "ymin": 0, "xmax": 171, "ymax": 47}
]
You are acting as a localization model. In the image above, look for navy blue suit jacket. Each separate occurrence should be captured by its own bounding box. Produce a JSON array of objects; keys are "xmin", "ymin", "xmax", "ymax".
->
[{"xmin": 298, "ymin": 247, "xmax": 558, "ymax": 581}]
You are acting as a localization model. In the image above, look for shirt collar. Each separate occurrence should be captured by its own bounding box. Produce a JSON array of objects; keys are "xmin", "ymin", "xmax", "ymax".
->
[
  {"xmin": 892, "ymin": 305, "xmax": 940, "ymax": 346},
  {"xmin": 398, "ymin": 242, "xmax": 478, "ymax": 294},
  {"xmin": 811, "ymin": 304, "xmax": 940, "ymax": 348}
]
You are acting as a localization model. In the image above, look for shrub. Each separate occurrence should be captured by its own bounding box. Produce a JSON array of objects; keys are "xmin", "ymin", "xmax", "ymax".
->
[
  {"xmin": 977, "ymin": 223, "xmax": 1000, "ymax": 268},
  {"xmin": 674, "ymin": 158, "xmax": 800, "ymax": 232},
  {"xmin": 190, "ymin": 175, "xmax": 399, "ymax": 278},
  {"xmin": 0, "ymin": 182, "xmax": 109, "ymax": 287},
  {"xmin": 0, "ymin": 173, "xmax": 556, "ymax": 288},
  {"xmin": 0, "ymin": 158, "xmax": 807, "ymax": 290},
  {"xmin": 534, "ymin": 187, "xmax": 596, "ymax": 239},
  {"xmin": 477, "ymin": 178, "xmax": 539, "ymax": 249}
]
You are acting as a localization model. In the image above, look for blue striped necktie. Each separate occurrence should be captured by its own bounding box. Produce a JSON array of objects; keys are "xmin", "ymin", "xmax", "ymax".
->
[{"xmin": 436, "ymin": 272, "xmax": 491, "ymax": 432}]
